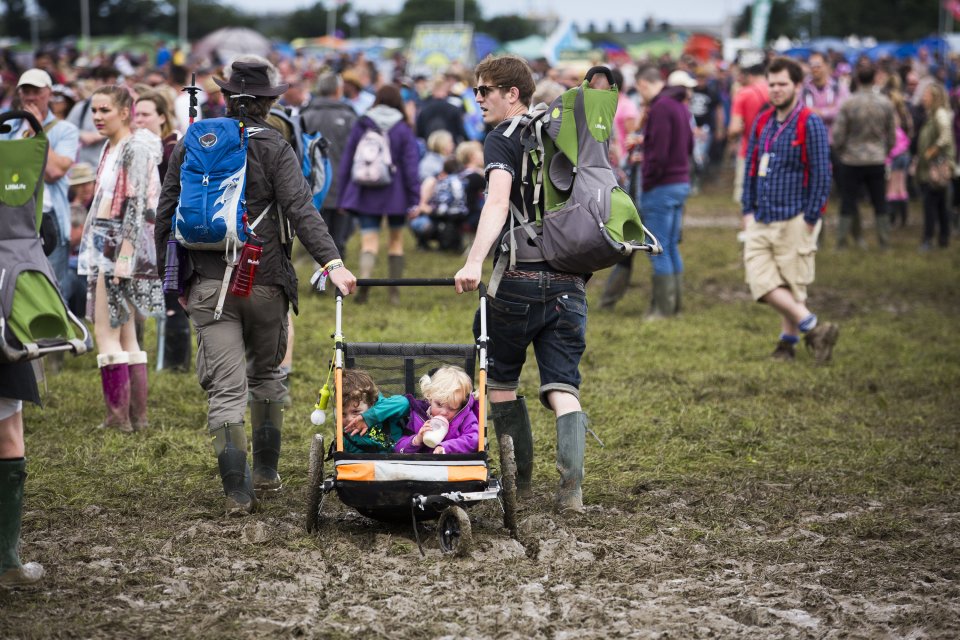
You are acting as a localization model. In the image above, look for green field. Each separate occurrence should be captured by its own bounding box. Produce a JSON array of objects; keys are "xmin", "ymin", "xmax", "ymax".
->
[{"xmin": 5, "ymin": 180, "xmax": 960, "ymax": 638}]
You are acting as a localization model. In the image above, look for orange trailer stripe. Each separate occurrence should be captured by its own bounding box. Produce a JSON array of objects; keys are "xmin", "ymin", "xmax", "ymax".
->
[
  {"xmin": 447, "ymin": 465, "xmax": 487, "ymax": 482},
  {"xmin": 336, "ymin": 462, "xmax": 375, "ymax": 481}
]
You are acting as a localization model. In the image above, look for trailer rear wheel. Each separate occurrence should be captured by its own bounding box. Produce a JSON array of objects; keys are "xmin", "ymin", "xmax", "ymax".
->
[
  {"xmin": 305, "ymin": 434, "xmax": 325, "ymax": 533},
  {"xmin": 438, "ymin": 506, "xmax": 472, "ymax": 556}
]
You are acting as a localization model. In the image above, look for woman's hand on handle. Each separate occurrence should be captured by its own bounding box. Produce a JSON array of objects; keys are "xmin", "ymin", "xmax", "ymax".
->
[{"xmin": 328, "ymin": 267, "xmax": 357, "ymax": 296}]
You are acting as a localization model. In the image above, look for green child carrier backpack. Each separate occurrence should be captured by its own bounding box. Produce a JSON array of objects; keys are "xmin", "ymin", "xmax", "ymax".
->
[
  {"xmin": 491, "ymin": 77, "xmax": 661, "ymax": 292},
  {"xmin": 0, "ymin": 110, "xmax": 91, "ymax": 362}
]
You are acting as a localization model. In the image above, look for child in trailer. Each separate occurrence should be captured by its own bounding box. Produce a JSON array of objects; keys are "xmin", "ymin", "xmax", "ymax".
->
[
  {"xmin": 342, "ymin": 365, "xmax": 479, "ymax": 455},
  {"xmin": 394, "ymin": 366, "xmax": 478, "ymax": 455},
  {"xmin": 340, "ymin": 369, "xmax": 407, "ymax": 453}
]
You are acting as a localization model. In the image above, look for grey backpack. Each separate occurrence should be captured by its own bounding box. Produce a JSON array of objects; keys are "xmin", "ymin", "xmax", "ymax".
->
[{"xmin": 490, "ymin": 80, "xmax": 661, "ymax": 293}]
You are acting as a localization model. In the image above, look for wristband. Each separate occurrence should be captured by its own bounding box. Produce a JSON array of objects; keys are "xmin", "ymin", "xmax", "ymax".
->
[{"xmin": 323, "ymin": 258, "xmax": 344, "ymax": 272}]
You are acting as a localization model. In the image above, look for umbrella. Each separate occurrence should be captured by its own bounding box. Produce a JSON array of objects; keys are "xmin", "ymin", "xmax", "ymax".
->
[{"xmin": 193, "ymin": 27, "xmax": 272, "ymax": 64}]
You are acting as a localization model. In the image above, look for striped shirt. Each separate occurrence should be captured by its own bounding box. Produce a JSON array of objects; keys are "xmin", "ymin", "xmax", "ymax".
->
[{"xmin": 741, "ymin": 106, "xmax": 832, "ymax": 225}]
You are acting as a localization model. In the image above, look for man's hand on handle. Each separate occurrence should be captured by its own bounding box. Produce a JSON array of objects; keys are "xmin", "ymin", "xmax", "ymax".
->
[{"xmin": 455, "ymin": 261, "xmax": 482, "ymax": 294}]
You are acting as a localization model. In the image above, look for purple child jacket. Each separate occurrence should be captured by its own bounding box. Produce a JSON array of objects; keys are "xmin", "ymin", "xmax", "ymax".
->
[{"xmin": 394, "ymin": 394, "xmax": 480, "ymax": 454}]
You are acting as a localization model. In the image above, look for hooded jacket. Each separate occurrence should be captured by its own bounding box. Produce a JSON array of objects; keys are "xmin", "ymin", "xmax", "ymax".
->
[
  {"xmin": 642, "ymin": 85, "xmax": 694, "ymax": 191},
  {"xmin": 154, "ymin": 115, "xmax": 340, "ymax": 313},
  {"xmin": 336, "ymin": 105, "xmax": 421, "ymax": 216},
  {"xmin": 394, "ymin": 394, "xmax": 479, "ymax": 455}
]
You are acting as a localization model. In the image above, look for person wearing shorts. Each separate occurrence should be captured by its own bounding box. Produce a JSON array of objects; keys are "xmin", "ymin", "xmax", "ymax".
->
[
  {"xmin": 454, "ymin": 54, "xmax": 591, "ymax": 514},
  {"xmin": 741, "ymin": 57, "xmax": 839, "ymax": 364}
]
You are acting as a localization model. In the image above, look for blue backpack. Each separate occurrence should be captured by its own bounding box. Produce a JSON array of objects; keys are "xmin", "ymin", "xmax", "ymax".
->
[
  {"xmin": 269, "ymin": 107, "xmax": 332, "ymax": 211},
  {"xmin": 301, "ymin": 130, "xmax": 332, "ymax": 211},
  {"xmin": 174, "ymin": 117, "xmax": 249, "ymax": 254}
]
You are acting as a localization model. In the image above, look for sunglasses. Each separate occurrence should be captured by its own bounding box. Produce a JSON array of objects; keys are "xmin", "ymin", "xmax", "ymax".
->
[{"xmin": 473, "ymin": 84, "xmax": 508, "ymax": 98}]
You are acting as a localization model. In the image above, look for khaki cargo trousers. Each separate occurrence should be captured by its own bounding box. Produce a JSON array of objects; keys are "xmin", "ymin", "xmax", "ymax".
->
[{"xmin": 185, "ymin": 276, "xmax": 289, "ymax": 430}]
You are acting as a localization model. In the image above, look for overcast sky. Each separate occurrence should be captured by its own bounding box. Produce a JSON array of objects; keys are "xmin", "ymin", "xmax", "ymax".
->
[{"xmin": 230, "ymin": 0, "xmax": 754, "ymax": 30}]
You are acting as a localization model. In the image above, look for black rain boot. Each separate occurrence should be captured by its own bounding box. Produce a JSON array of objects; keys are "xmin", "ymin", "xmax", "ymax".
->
[
  {"xmin": 490, "ymin": 398, "xmax": 535, "ymax": 498},
  {"xmin": 555, "ymin": 412, "xmax": 587, "ymax": 513},
  {"xmin": 898, "ymin": 200, "xmax": 909, "ymax": 228},
  {"xmin": 0, "ymin": 458, "xmax": 44, "ymax": 587},
  {"xmin": 836, "ymin": 216, "xmax": 852, "ymax": 250},
  {"xmin": 211, "ymin": 422, "xmax": 258, "ymax": 516},
  {"xmin": 876, "ymin": 214, "xmax": 891, "ymax": 249},
  {"xmin": 250, "ymin": 399, "xmax": 283, "ymax": 497},
  {"xmin": 388, "ymin": 254, "xmax": 404, "ymax": 306}
]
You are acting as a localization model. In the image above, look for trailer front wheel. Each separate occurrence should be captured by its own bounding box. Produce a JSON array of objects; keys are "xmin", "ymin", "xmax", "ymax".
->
[{"xmin": 437, "ymin": 506, "xmax": 472, "ymax": 556}]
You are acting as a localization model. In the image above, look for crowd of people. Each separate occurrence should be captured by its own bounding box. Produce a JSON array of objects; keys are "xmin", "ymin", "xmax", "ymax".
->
[{"xmin": 1, "ymin": 38, "xmax": 957, "ymax": 586}]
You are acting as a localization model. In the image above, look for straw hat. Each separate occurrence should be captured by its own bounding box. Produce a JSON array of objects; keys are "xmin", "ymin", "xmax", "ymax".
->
[{"xmin": 67, "ymin": 162, "xmax": 95, "ymax": 186}]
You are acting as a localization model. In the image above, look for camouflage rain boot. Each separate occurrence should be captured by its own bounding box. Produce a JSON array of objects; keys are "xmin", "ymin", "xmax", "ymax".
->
[{"xmin": 250, "ymin": 399, "xmax": 283, "ymax": 497}]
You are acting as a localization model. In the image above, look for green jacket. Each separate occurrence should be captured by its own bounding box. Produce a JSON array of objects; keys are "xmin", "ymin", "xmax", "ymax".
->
[{"xmin": 342, "ymin": 393, "xmax": 409, "ymax": 454}]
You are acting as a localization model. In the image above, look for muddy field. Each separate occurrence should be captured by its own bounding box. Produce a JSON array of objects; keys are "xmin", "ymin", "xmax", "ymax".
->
[
  {"xmin": 6, "ymin": 468, "xmax": 959, "ymax": 639},
  {"xmin": 4, "ymin": 178, "xmax": 959, "ymax": 637}
]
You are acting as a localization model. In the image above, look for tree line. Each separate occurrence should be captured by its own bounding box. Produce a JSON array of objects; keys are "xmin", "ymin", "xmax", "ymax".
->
[{"xmin": 0, "ymin": 0, "xmax": 539, "ymax": 45}]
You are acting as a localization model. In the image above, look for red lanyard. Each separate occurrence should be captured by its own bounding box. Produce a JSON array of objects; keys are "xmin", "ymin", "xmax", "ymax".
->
[{"xmin": 764, "ymin": 104, "xmax": 802, "ymax": 154}]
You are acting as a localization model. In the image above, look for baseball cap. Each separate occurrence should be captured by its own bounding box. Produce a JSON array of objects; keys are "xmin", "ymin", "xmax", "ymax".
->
[
  {"xmin": 667, "ymin": 70, "xmax": 697, "ymax": 88},
  {"xmin": 17, "ymin": 68, "xmax": 53, "ymax": 89}
]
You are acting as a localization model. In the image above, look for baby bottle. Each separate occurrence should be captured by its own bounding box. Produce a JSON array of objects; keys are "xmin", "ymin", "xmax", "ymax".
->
[{"xmin": 422, "ymin": 415, "xmax": 449, "ymax": 448}]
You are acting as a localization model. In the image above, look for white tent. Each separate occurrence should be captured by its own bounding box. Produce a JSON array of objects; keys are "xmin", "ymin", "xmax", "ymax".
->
[{"xmin": 193, "ymin": 27, "xmax": 272, "ymax": 64}]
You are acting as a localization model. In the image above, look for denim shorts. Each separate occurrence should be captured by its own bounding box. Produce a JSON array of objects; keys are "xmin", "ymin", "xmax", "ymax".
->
[{"xmin": 475, "ymin": 271, "xmax": 587, "ymax": 409}]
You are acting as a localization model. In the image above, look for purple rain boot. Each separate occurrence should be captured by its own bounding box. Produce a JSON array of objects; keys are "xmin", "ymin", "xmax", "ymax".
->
[
  {"xmin": 128, "ymin": 351, "xmax": 149, "ymax": 431},
  {"xmin": 97, "ymin": 352, "xmax": 132, "ymax": 433}
]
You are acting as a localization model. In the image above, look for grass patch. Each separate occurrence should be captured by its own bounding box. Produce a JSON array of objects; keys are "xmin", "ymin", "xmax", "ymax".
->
[{"xmin": 6, "ymin": 177, "xmax": 960, "ymax": 637}]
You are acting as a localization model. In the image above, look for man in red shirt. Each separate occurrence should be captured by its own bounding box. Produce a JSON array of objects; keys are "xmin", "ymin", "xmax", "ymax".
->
[{"xmin": 729, "ymin": 64, "xmax": 769, "ymax": 204}]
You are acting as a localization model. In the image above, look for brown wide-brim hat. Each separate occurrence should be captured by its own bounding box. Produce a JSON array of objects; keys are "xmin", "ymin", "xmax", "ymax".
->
[{"xmin": 213, "ymin": 61, "xmax": 288, "ymax": 97}]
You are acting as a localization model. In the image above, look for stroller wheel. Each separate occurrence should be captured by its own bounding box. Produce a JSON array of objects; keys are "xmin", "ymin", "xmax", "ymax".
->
[
  {"xmin": 305, "ymin": 434, "xmax": 325, "ymax": 533},
  {"xmin": 437, "ymin": 506, "xmax": 472, "ymax": 556},
  {"xmin": 498, "ymin": 435, "xmax": 519, "ymax": 538}
]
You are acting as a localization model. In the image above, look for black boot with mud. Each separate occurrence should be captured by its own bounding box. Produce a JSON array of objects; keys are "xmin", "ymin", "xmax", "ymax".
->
[
  {"xmin": 0, "ymin": 459, "xmax": 44, "ymax": 587},
  {"xmin": 490, "ymin": 398, "xmax": 534, "ymax": 499},
  {"xmin": 251, "ymin": 400, "xmax": 283, "ymax": 497}
]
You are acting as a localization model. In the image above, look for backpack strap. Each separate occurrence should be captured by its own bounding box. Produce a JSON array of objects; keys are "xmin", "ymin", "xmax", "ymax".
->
[
  {"xmin": 502, "ymin": 115, "xmax": 525, "ymax": 138},
  {"xmin": 488, "ymin": 202, "xmax": 539, "ymax": 297},
  {"xmin": 792, "ymin": 107, "xmax": 812, "ymax": 187},
  {"xmin": 747, "ymin": 107, "xmax": 776, "ymax": 178}
]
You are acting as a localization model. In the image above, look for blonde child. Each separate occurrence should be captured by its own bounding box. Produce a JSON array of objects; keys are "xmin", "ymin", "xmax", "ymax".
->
[{"xmin": 394, "ymin": 366, "xmax": 478, "ymax": 455}]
